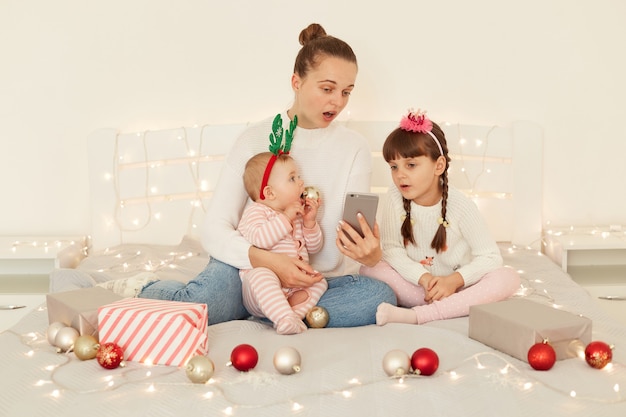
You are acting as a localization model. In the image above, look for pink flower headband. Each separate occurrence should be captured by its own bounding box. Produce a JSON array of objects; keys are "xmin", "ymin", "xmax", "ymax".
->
[{"xmin": 399, "ymin": 109, "xmax": 444, "ymax": 156}]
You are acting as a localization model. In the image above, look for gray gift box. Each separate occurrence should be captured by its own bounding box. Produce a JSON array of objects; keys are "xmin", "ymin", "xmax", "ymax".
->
[
  {"xmin": 47, "ymin": 287, "xmax": 123, "ymax": 337},
  {"xmin": 468, "ymin": 298, "xmax": 592, "ymax": 362}
]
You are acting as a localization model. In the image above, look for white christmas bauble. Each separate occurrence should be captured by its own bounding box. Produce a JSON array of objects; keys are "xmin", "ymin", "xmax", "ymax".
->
[
  {"xmin": 273, "ymin": 346, "xmax": 302, "ymax": 375},
  {"xmin": 382, "ymin": 349, "xmax": 411, "ymax": 377},
  {"xmin": 47, "ymin": 321, "xmax": 67, "ymax": 346},
  {"xmin": 54, "ymin": 327, "xmax": 80, "ymax": 352},
  {"xmin": 186, "ymin": 355, "xmax": 215, "ymax": 384}
]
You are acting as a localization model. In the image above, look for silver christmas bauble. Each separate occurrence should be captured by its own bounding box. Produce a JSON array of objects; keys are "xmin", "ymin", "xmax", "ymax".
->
[
  {"xmin": 382, "ymin": 349, "xmax": 411, "ymax": 377},
  {"xmin": 54, "ymin": 326, "xmax": 80, "ymax": 352},
  {"xmin": 273, "ymin": 346, "xmax": 302, "ymax": 375},
  {"xmin": 47, "ymin": 321, "xmax": 67, "ymax": 346},
  {"xmin": 186, "ymin": 355, "xmax": 215, "ymax": 384}
]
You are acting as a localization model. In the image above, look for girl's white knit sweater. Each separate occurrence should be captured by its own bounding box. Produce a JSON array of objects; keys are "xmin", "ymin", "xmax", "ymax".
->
[{"xmin": 380, "ymin": 186, "xmax": 502, "ymax": 287}]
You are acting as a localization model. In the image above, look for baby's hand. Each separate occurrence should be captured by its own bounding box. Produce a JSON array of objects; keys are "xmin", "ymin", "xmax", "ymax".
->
[
  {"xmin": 283, "ymin": 200, "xmax": 304, "ymax": 222},
  {"xmin": 302, "ymin": 197, "xmax": 321, "ymax": 223}
]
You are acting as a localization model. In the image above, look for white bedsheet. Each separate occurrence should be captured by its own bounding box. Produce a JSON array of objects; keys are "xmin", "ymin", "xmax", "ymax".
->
[
  {"xmin": 2, "ymin": 245, "xmax": 626, "ymax": 417},
  {"xmin": 49, "ymin": 235, "xmax": 209, "ymax": 292}
]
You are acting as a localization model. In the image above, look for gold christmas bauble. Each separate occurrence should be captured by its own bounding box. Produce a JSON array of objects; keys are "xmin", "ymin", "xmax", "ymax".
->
[
  {"xmin": 74, "ymin": 335, "xmax": 100, "ymax": 360},
  {"xmin": 302, "ymin": 186, "xmax": 320, "ymax": 201},
  {"xmin": 305, "ymin": 306, "xmax": 329, "ymax": 328}
]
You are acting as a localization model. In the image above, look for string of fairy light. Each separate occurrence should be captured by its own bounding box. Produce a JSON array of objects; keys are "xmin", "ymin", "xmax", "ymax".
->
[
  {"xmin": 4, "ymin": 124, "xmax": 225, "ymax": 261},
  {"xmin": 112, "ymin": 125, "xmax": 220, "ymax": 234},
  {"xmin": 447, "ymin": 122, "xmax": 507, "ymax": 200},
  {"xmin": 7, "ymin": 227, "xmax": 624, "ymax": 260},
  {"xmin": 6, "ymin": 238, "xmax": 87, "ymax": 255}
]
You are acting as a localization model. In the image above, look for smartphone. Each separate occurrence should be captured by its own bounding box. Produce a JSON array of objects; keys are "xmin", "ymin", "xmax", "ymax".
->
[{"xmin": 342, "ymin": 192, "xmax": 379, "ymax": 239}]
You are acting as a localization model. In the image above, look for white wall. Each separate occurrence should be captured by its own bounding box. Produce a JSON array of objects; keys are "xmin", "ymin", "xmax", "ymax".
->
[{"xmin": 1, "ymin": 0, "xmax": 625, "ymax": 237}]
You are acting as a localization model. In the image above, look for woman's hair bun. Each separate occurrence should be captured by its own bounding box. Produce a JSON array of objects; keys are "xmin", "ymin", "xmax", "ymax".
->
[{"xmin": 299, "ymin": 23, "xmax": 327, "ymax": 46}]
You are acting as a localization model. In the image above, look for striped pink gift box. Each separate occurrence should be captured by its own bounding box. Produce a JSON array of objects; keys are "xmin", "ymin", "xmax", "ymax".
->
[{"xmin": 98, "ymin": 298, "xmax": 208, "ymax": 367}]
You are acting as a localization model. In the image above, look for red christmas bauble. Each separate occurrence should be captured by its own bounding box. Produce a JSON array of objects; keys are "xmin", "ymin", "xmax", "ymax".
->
[
  {"xmin": 230, "ymin": 344, "xmax": 259, "ymax": 372},
  {"xmin": 585, "ymin": 341, "xmax": 613, "ymax": 369},
  {"xmin": 411, "ymin": 347, "xmax": 439, "ymax": 376},
  {"xmin": 527, "ymin": 341, "xmax": 556, "ymax": 371},
  {"xmin": 96, "ymin": 342, "xmax": 125, "ymax": 369}
]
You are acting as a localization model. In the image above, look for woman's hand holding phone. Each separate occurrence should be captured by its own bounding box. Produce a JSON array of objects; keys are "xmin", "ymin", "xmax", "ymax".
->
[{"xmin": 336, "ymin": 193, "xmax": 383, "ymax": 267}]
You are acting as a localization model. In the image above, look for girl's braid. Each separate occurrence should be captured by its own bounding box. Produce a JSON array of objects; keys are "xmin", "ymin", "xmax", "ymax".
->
[
  {"xmin": 431, "ymin": 172, "xmax": 449, "ymax": 252},
  {"xmin": 401, "ymin": 197, "xmax": 415, "ymax": 246}
]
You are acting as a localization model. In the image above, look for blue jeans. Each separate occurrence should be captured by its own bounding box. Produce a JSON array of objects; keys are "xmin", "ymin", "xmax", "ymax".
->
[{"xmin": 139, "ymin": 258, "xmax": 396, "ymax": 327}]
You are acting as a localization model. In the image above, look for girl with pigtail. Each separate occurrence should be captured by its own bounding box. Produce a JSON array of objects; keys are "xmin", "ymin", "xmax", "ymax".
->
[{"xmin": 361, "ymin": 109, "xmax": 521, "ymax": 325}]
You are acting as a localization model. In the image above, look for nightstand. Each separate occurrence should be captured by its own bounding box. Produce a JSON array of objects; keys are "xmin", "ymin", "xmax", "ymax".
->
[
  {"xmin": 543, "ymin": 226, "xmax": 626, "ymax": 326},
  {"xmin": 543, "ymin": 226, "xmax": 626, "ymax": 281},
  {"xmin": 0, "ymin": 236, "xmax": 88, "ymax": 293}
]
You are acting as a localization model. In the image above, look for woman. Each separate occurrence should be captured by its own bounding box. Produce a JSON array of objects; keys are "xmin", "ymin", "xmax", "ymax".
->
[{"xmin": 138, "ymin": 23, "xmax": 396, "ymax": 327}]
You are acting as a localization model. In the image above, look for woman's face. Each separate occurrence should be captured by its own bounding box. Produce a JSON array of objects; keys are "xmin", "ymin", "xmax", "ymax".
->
[{"xmin": 291, "ymin": 56, "xmax": 357, "ymax": 129}]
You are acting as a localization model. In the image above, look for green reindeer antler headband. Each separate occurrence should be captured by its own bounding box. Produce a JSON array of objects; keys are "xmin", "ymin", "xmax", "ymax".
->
[{"xmin": 259, "ymin": 113, "xmax": 298, "ymax": 200}]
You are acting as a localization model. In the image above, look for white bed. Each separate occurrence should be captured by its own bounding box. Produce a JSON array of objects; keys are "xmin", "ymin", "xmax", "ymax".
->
[{"xmin": 2, "ymin": 119, "xmax": 626, "ymax": 417}]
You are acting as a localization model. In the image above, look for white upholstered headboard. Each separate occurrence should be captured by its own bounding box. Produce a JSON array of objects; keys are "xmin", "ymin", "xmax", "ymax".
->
[{"xmin": 87, "ymin": 120, "xmax": 543, "ymax": 252}]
